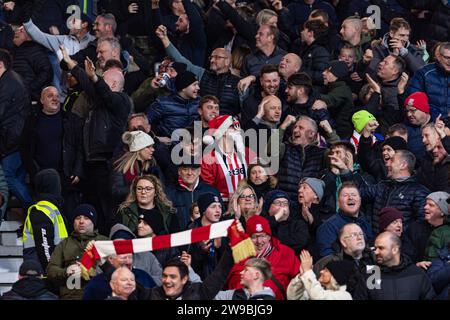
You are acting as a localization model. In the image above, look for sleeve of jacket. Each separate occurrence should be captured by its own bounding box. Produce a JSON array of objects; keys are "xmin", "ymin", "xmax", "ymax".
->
[
  {"xmin": 23, "ymin": 19, "xmax": 66, "ymax": 54},
  {"xmin": 29, "ymin": 46, "xmax": 53, "ymax": 97},
  {"xmin": 198, "ymin": 247, "xmax": 235, "ymax": 299},
  {"xmin": 406, "ymin": 68, "xmax": 426, "ymax": 96},
  {"xmin": 19, "ymin": 114, "xmax": 39, "ymax": 178},
  {"xmin": 427, "ymin": 257, "xmax": 450, "ymax": 295},
  {"xmin": 65, "ymin": 112, "xmax": 84, "ymax": 178},
  {"xmin": 0, "ymin": 165, "xmax": 8, "ymax": 215},
  {"xmin": 69, "ymin": 65, "xmax": 96, "ymax": 98},
  {"xmin": 419, "ymin": 271, "xmax": 436, "ymax": 300},
  {"xmin": 287, "ymin": 274, "xmax": 308, "ymax": 300},
  {"xmin": 93, "ymin": 77, "xmax": 130, "ymax": 118},
  {"xmin": 145, "ymin": 99, "xmax": 164, "ymax": 127},
  {"xmin": 29, "ymin": 207, "xmax": 56, "ymax": 270},
  {"xmin": 216, "ymin": 1, "xmax": 257, "ymax": 45},
  {"xmin": 165, "ymin": 43, "xmax": 205, "ymax": 80},
  {"xmin": 316, "ymin": 221, "xmax": 338, "ymax": 257},
  {"xmin": 182, "ymin": 0, "xmax": 207, "ymax": 50},
  {"xmin": 308, "ymin": 48, "xmax": 331, "ymax": 84},
  {"xmin": 110, "ymin": 170, "xmax": 130, "ymax": 201},
  {"xmin": 320, "ymin": 90, "xmax": 344, "ymax": 112},
  {"xmin": 402, "ymin": 47, "xmax": 425, "ymax": 73},
  {"xmin": 200, "ymin": 154, "xmax": 218, "ymax": 187},
  {"xmin": 46, "ymin": 240, "xmax": 68, "ymax": 282},
  {"xmin": 412, "ymin": 185, "xmax": 429, "ymax": 223}
]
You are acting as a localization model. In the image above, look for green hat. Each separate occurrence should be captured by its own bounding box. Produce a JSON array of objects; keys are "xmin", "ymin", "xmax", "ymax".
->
[{"xmin": 352, "ymin": 110, "xmax": 376, "ymax": 134}]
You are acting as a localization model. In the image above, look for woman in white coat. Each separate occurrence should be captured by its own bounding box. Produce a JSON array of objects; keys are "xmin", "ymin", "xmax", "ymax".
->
[{"xmin": 287, "ymin": 250, "xmax": 354, "ymax": 300}]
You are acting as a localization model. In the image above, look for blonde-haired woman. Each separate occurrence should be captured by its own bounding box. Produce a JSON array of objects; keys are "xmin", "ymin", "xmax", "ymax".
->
[
  {"xmin": 117, "ymin": 175, "xmax": 180, "ymax": 235},
  {"xmin": 112, "ymin": 131, "xmax": 160, "ymax": 206},
  {"xmin": 223, "ymin": 183, "xmax": 262, "ymax": 227}
]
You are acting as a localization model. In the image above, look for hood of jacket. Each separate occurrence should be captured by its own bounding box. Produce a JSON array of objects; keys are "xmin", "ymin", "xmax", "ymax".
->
[
  {"xmin": 109, "ymin": 223, "xmax": 136, "ymax": 239},
  {"xmin": 381, "ymin": 32, "xmax": 411, "ymax": 50}
]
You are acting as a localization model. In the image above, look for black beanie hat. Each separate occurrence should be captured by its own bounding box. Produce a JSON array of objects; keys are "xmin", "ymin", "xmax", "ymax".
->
[
  {"xmin": 325, "ymin": 260, "xmax": 355, "ymax": 286},
  {"xmin": 383, "ymin": 136, "xmax": 408, "ymax": 151},
  {"xmin": 197, "ymin": 193, "xmax": 221, "ymax": 215},
  {"xmin": 169, "ymin": 62, "xmax": 187, "ymax": 74},
  {"xmin": 70, "ymin": 203, "xmax": 97, "ymax": 227},
  {"xmin": 328, "ymin": 60, "xmax": 349, "ymax": 80},
  {"xmin": 175, "ymin": 71, "xmax": 197, "ymax": 92}
]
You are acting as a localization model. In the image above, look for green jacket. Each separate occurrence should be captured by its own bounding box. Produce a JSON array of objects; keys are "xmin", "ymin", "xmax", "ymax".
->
[
  {"xmin": 425, "ymin": 218, "xmax": 450, "ymax": 260},
  {"xmin": 46, "ymin": 231, "xmax": 108, "ymax": 300},
  {"xmin": 118, "ymin": 202, "xmax": 175, "ymax": 235}
]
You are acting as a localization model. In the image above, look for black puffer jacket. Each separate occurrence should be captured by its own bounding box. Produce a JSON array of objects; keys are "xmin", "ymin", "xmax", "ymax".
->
[
  {"xmin": 1, "ymin": 277, "xmax": 58, "ymax": 300},
  {"xmin": 277, "ymin": 143, "xmax": 326, "ymax": 200},
  {"xmin": 428, "ymin": 0, "xmax": 450, "ymax": 48},
  {"xmin": 299, "ymin": 41, "xmax": 331, "ymax": 86},
  {"xmin": 366, "ymin": 255, "xmax": 435, "ymax": 300},
  {"xmin": 200, "ymin": 71, "xmax": 241, "ymax": 116},
  {"xmin": 12, "ymin": 41, "xmax": 53, "ymax": 101},
  {"xmin": 0, "ymin": 70, "xmax": 30, "ymax": 158}
]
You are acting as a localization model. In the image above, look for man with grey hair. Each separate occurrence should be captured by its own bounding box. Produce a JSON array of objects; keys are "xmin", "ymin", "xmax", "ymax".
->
[
  {"xmin": 339, "ymin": 16, "xmax": 371, "ymax": 63},
  {"xmin": 214, "ymin": 258, "xmax": 275, "ymax": 300},
  {"xmin": 267, "ymin": 115, "xmax": 337, "ymax": 200},
  {"xmin": 343, "ymin": 149, "xmax": 430, "ymax": 235},
  {"xmin": 109, "ymin": 267, "xmax": 136, "ymax": 300},
  {"xmin": 364, "ymin": 231, "xmax": 435, "ymax": 300}
]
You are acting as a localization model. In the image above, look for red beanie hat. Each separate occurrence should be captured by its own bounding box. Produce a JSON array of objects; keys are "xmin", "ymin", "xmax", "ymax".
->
[
  {"xmin": 203, "ymin": 115, "xmax": 240, "ymax": 145},
  {"xmin": 404, "ymin": 92, "xmax": 430, "ymax": 114},
  {"xmin": 246, "ymin": 215, "xmax": 272, "ymax": 236}
]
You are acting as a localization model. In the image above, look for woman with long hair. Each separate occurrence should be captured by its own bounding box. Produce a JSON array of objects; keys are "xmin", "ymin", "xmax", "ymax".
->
[
  {"xmin": 117, "ymin": 175, "xmax": 180, "ymax": 235},
  {"xmin": 112, "ymin": 131, "xmax": 160, "ymax": 207},
  {"xmin": 223, "ymin": 183, "xmax": 262, "ymax": 227}
]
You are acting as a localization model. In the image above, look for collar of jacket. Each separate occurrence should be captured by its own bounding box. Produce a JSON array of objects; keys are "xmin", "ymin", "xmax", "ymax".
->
[
  {"xmin": 70, "ymin": 231, "xmax": 101, "ymax": 240},
  {"xmin": 380, "ymin": 254, "xmax": 412, "ymax": 273},
  {"xmin": 327, "ymin": 80, "xmax": 347, "ymax": 90},
  {"xmin": 208, "ymin": 70, "xmax": 232, "ymax": 78},
  {"xmin": 257, "ymin": 46, "xmax": 284, "ymax": 58},
  {"xmin": 172, "ymin": 94, "xmax": 198, "ymax": 104},
  {"xmin": 381, "ymin": 33, "xmax": 411, "ymax": 50},
  {"xmin": 381, "ymin": 76, "xmax": 401, "ymax": 87},
  {"xmin": 337, "ymin": 210, "xmax": 363, "ymax": 222}
]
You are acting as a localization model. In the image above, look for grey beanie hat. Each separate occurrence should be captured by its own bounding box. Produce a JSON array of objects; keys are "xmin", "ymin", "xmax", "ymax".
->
[
  {"xmin": 301, "ymin": 178, "xmax": 326, "ymax": 201},
  {"xmin": 427, "ymin": 192, "xmax": 450, "ymax": 216}
]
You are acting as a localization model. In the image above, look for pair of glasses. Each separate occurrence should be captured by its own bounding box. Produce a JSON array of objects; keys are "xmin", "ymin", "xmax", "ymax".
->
[
  {"xmin": 272, "ymin": 200, "xmax": 289, "ymax": 207},
  {"xmin": 239, "ymin": 194, "xmax": 256, "ymax": 200},
  {"xmin": 136, "ymin": 186, "xmax": 155, "ymax": 193}
]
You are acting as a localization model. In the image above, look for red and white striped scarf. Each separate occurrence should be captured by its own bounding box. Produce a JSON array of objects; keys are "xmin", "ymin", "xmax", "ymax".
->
[{"xmin": 81, "ymin": 219, "xmax": 254, "ymax": 274}]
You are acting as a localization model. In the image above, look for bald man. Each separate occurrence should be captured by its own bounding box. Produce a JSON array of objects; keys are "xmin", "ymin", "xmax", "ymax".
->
[
  {"xmin": 244, "ymin": 95, "xmax": 282, "ymax": 144},
  {"xmin": 156, "ymin": 25, "xmax": 240, "ymax": 116},
  {"xmin": 365, "ymin": 231, "xmax": 435, "ymax": 300},
  {"xmin": 20, "ymin": 85, "xmax": 84, "ymax": 227},
  {"xmin": 103, "ymin": 68, "xmax": 125, "ymax": 92},
  {"xmin": 279, "ymin": 53, "xmax": 302, "ymax": 81}
]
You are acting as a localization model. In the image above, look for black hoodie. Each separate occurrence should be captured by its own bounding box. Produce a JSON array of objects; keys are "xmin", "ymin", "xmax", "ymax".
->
[{"xmin": 1, "ymin": 277, "xmax": 57, "ymax": 300}]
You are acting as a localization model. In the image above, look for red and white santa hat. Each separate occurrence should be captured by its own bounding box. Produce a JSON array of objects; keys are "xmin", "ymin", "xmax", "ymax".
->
[{"xmin": 203, "ymin": 115, "xmax": 240, "ymax": 145}]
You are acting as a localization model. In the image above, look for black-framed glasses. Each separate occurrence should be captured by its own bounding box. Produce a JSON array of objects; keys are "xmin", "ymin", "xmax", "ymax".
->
[{"xmin": 136, "ymin": 186, "xmax": 155, "ymax": 193}]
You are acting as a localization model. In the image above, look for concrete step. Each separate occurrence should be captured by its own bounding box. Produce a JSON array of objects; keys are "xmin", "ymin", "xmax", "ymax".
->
[
  {"xmin": 0, "ymin": 285, "xmax": 12, "ymax": 296},
  {"xmin": 1, "ymin": 233, "xmax": 18, "ymax": 246},
  {"xmin": 0, "ymin": 258, "xmax": 22, "ymax": 273},
  {"xmin": 0, "ymin": 272, "xmax": 19, "ymax": 284},
  {"xmin": 0, "ymin": 246, "xmax": 23, "ymax": 257},
  {"xmin": 0, "ymin": 221, "xmax": 21, "ymax": 232}
]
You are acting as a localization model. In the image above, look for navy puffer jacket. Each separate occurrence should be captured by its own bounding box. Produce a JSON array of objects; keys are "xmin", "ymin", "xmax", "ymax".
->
[{"xmin": 407, "ymin": 62, "xmax": 450, "ymax": 120}]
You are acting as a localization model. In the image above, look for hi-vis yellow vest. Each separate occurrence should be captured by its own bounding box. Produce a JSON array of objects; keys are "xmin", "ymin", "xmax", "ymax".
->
[{"xmin": 23, "ymin": 200, "xmax": 68, "ymax": 249}]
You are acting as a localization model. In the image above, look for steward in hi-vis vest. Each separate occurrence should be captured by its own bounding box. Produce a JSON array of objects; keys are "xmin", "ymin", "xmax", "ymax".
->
[{"xmin": 23, "ymin": 169, "xmax": 68, "ymax": 271}]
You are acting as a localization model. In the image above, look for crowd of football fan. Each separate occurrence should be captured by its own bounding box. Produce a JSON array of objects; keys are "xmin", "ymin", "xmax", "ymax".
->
[{"xmin": 0, "ymin": 0, "xmax": 449, "ymax": 300}]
